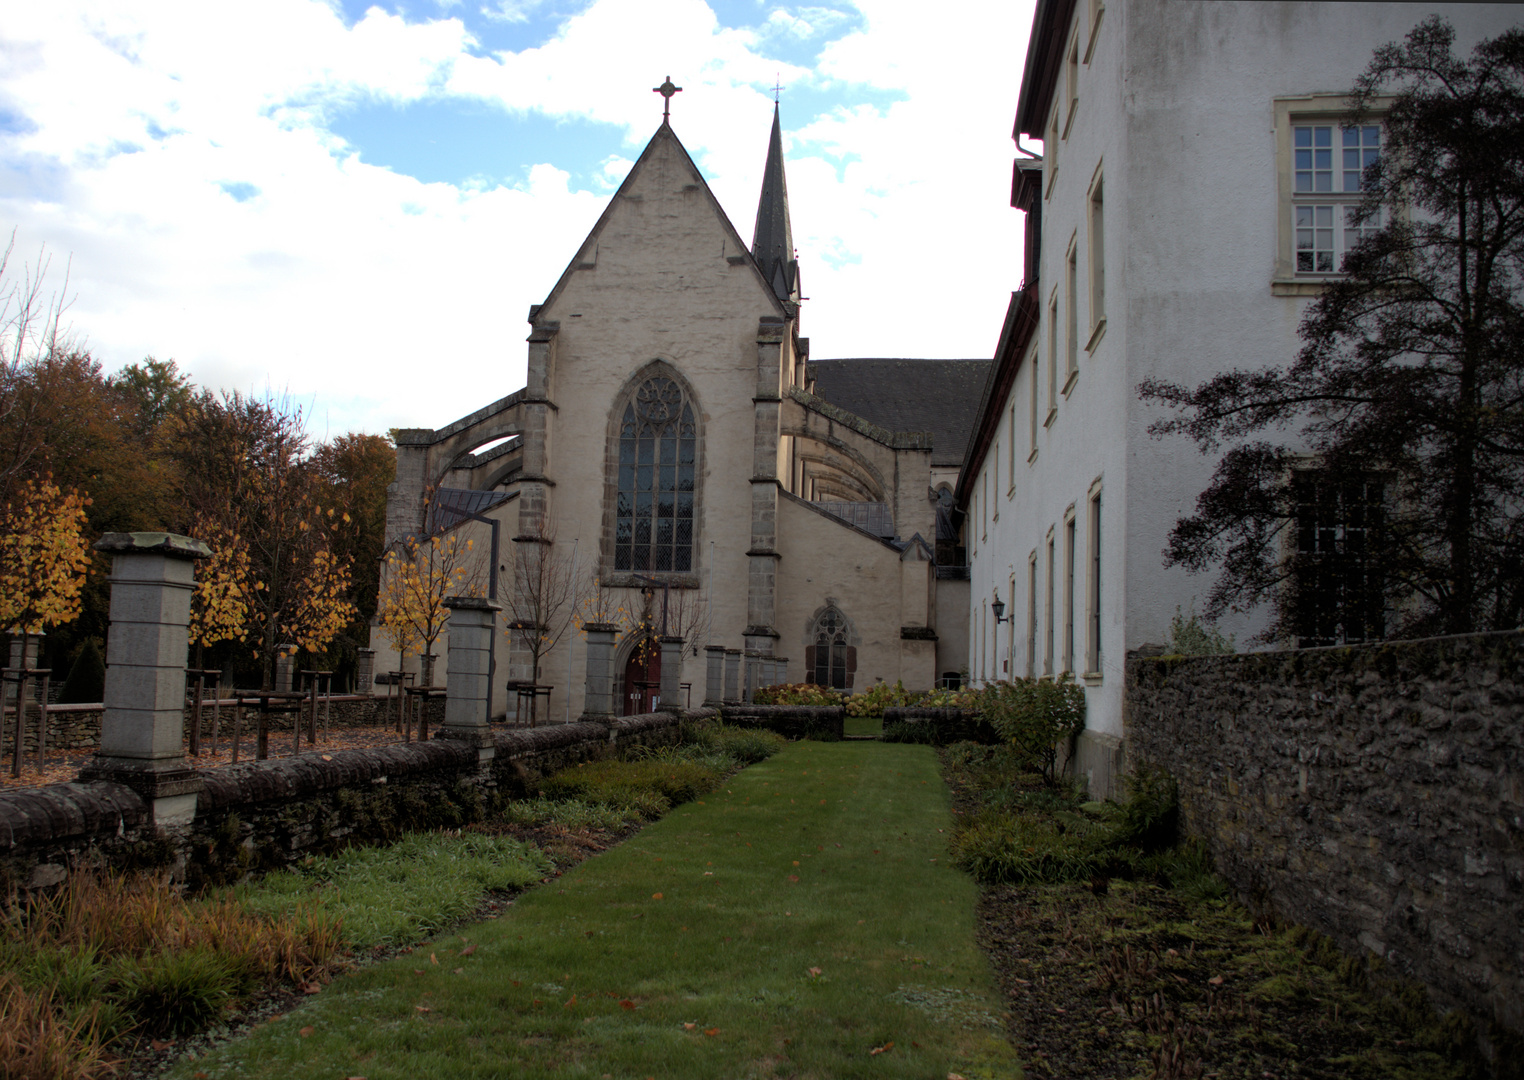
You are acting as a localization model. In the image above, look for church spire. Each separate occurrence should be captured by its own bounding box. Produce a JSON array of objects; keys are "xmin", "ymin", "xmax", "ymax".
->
[{"xmin": 752, "ymin": 104, "xmax": 799, "ymax": 304}]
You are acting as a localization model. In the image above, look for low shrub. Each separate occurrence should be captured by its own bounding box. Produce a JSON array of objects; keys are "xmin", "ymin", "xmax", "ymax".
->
[
  {"xmin": 699, "ymin": 725, "xmax": 787, "ymax": 764},
  {"xmin": 539, "ymin": 759, "xmax": 721, "ymax": 813},
  {"xmin": 1110, "ymin": 765, "xmax": 1178, "ymax": 853},
  {"xmin": 980, "ymin": 675, "xmax": 1086, "ymax": 785},
  {"xmin": 109, "ymin": 948, "xmax": 235, "ymax": 1038},
  {"xmin": 498, "ymin": 797, "xmax": 640, "ymax": 831},
  {"xmin": 951, "ymin": 811, "xmax": 1102, "ymax": 886}
]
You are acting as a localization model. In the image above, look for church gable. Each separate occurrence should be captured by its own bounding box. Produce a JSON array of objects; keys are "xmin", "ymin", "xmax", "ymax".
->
[{"xmin": 538, "ymin": 124, "xmax": 785, "ymax": 321}]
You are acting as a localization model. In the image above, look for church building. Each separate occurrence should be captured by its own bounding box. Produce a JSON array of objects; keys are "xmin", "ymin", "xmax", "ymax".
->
[{"xmin": 378, "ymin": 99, "xmax": 985, "ymax": 720}]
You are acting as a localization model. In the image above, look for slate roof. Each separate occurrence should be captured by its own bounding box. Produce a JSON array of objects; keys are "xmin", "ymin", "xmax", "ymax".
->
[{"xmin": 805, "ymin": 358, "xmax": 993, "ymax": 467}]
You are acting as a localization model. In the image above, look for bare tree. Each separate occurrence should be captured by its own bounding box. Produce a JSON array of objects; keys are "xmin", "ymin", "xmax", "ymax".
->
[
  {"xmin": 0, "ymin": 232, "xmax": 77, "ymax": 502},
  {"xmin": 502, "ymin": 518, "xmax": 583, "ymax": 719}
]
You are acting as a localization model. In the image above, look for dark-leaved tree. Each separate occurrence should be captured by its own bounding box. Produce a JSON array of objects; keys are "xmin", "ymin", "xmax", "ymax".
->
[{"xmin": 1140, "ymin": 17, "xmax": 1524, "ymax": 643}]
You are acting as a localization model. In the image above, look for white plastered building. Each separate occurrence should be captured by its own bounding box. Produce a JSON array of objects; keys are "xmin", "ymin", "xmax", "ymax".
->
[{"xmin": 958, "ymin": 0, "xmax": 1519, "ymax": 799}]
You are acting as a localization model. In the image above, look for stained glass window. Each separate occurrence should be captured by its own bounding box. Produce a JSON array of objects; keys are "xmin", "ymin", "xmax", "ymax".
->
[
  {"xmin": 615, "ymin": 376, "xmax": 696, "ymax": 572},
  {"xmin": 812, "ymin": 607, "xmax": 850, "ymax": 690}
]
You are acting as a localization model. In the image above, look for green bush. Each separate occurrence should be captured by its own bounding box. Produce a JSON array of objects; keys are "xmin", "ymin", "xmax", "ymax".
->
[
  {"xmin": 1110, "ymin": 765, "xmax": 1179, "ymax": 853},
  {"xmin": 702, "ymin": 725, "xmax": 786, "ymax": 764},
  {"xmin": 980, "ymin": 675, "xmax": 1086, "ymax": 785},
  {"xmin": 844, "ymin": 680, "xmax": 917, "ymax": 717},
  {"xmin": 59, "ymin": 638, "xmax": 105, "ymax": 704},
  {"xmin": 539, "ymin": 759, "xmax": 721, "ymax": 813},
  {"xmin": 1165, "ymin": 603, "xmax": 1236, "ymax": 655},
  {"xmin": 110, "ymin": 948, "xmax": 236, "ymax": 1037},
  {"xmin": 951, "ymin": 811, "xmax": 1102, "ymax": 886},
  {"xmin": 881, "ymin": 720, "xmax": 938, "ymax": 744}
]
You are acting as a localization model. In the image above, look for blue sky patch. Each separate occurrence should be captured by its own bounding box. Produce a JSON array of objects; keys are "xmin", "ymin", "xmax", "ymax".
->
[
  {"xmin": 219, "ymin": 181, "xmax": 260, "ymax": 202},
  {"xmin": 328, "ymin": 97, "xmax": 626, "ymax": 190}
]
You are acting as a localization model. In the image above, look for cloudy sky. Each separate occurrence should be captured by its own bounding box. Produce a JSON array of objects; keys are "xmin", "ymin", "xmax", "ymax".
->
[{"xmin": 1, "ymin": 0, "xmax": 1032, "ymax": 440}]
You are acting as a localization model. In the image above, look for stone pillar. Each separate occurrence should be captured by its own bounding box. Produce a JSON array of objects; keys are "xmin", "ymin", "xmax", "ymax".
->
[
  {"xmin": 658, "ymin": 637, "xmax": 683, "ymax": 712},
  {"xmin": 704, "ymin": 645, "xmax": 726, "ymax": 707},
  {"xmin": 745, "ymin": 316, "xmax": 786, "ymax": 653},
  {"xmin": 436, "ymin": 596, "xmax": 500, "ymax": 759},
  {"xmin": 775, "ymin": 657, "xmax": 789, "ymax": 686},
  {"xmin": 505, "ymin": 621, "xmax": 540, "ymax": 684},
  {"xmin": 743, "ymin": 650, "xmax": 762, "ymax": 704},
  {"xmin": 275, "ymin": 645, "xmax": 296, "ymax": 693},
  {"xmin": 79, "ymin": 532, "xmax": 210, "ymax": 828},
  {"xmin": 724, "ymin": 649, "xmax": 741, "ymax": 703},
  {"xmin": 356, "ymin": 648, "xmax": 376, "ymax": 695},
  {"xmin": 582, "ymin": 624, "xmax": 620, "ymax": 720}
]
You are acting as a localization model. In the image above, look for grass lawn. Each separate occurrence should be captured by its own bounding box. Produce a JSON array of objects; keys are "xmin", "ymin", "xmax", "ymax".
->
[
  {"xmin": 169, "ymin": 741, "xmax": 1019, "ymax": 1080},
  {"xmin": 843, "ymin": 715, "xmax": 883, "ymax": 737}
]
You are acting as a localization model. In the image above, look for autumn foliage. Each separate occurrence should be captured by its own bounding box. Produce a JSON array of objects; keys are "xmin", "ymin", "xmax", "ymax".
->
[{"xmin": 0, "ymin": 477, "xmax": 91, "ymax": 636}]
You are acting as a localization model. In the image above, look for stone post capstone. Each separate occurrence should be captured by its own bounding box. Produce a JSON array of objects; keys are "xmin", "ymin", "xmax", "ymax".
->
[
  {"xmin": 704, "ymin": 645, "xmax": 726, "ymax": 707},
  {"xmin": 435, "ymin": 596, "xmax": 501, "ymax": 761},
  {"xmin": 581, "ymin": 624, "xmax": 620, "ymax": 720},
  {"xmin": 79, "ymin": 532, "xmax": 211, "ymax": 827}
]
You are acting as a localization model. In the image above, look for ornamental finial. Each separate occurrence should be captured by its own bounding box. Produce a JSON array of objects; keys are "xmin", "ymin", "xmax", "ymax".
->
[{"xmin": 653, "ymin": 76, "xmax": 683, "ymax": 121}]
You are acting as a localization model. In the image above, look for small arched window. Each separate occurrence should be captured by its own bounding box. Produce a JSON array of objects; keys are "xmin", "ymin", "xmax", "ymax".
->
[
  {"xmin": 615, "ymin": 375, "xmax": 697, "ymax": 572},
  {"xmin": 806, "ymin": 606, "xmax": 856, "ymax": 690}
]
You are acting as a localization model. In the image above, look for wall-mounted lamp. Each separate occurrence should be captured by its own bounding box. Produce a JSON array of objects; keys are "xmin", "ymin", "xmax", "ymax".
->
[{"xmin": 991, "ymin": 594, "xmax": 1011, "ymax": 624}]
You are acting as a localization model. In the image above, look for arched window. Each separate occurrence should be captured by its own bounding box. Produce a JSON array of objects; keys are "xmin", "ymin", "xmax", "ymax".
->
[
  {"xmin": 806, "ymin": 605, "xmax": 857, "ymax": 690},
  {"xmin": 615, "ymin": 375, "xmax": 697, "ymax": 572}
]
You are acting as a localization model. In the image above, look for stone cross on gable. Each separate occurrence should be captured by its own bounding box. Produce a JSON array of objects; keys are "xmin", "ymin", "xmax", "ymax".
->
[{"xmin": 653, "ymin": 75, "xmax": 682, "ymax": 121}]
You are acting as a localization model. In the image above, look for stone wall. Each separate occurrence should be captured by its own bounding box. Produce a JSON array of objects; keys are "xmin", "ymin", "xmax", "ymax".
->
[
  {"xmin": 1125, "ymin": 631, "xmax": 1523, "ymax": 1038},
  {"xmin": 719, "ymin": 705, "xmax": 845, "ymax": 740},
  {"xmin": 0, "ymin": 709, "xmax": 702, "ymax": 892}
]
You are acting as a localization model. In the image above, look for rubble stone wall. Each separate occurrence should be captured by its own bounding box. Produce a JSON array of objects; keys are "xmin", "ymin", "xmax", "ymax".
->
[{"xmin": 1125, "ymin": 632, "xmax": 1523, "ymax": 1036}]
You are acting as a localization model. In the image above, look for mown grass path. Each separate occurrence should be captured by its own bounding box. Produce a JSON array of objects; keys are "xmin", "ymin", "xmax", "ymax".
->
[{"xmin": 168, "ymin": 741, "xmax": 1020, "ymax": 1080}]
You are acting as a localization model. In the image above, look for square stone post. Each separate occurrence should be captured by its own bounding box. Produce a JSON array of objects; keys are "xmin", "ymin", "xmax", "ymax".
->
[
  {"xmin": 775, "ymin": 657, "xmax": 789, "ymax": 686},
  {"xmin": 275, "ymin": 645, "xmax": 297, "ymax": 693},
  {"xmin": 435, "ymin": 596, "xmax": 501, "ymax": 761},
  {"xmin": 356, "ymin": 647, "xmax": 376, "ymax": 695},
  {"xmin": 581, "ymin": 624, "xmax": 620, "ymax": 720},
  {"xmin": 4, "ymin": 633, "xmax": 42, "ymax": 708},
  {"xmin": 704, "ymin": 645, "xmax": 726, "ymax": 707},
  {"xmin": 658, "ymin": 636, "xmax": 683, "ymax": 712},
  {"xmin": 743, "ymin": 650, "xmax": 762, "ymax": 704},
  {"xmin": 724, "ymin": 649, "xmax": 741, "ymax": 704},
  {"xmin": 79, "ymin": 532, "xmax": 210, "ymax": 828}
]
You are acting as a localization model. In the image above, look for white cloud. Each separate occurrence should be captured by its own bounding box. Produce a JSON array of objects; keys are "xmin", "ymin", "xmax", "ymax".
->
[{"xmin": 0, "ymin": 0, "xmax": 1032, "ymax": 437}]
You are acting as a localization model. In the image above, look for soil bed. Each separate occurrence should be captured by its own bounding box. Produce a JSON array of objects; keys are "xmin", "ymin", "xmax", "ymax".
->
[{"xmin": 949, "ymin": 751, "xmax": 1488, "ymax": 1080}]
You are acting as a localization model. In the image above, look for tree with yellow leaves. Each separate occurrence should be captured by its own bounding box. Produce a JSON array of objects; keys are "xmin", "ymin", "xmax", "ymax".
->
[
  {"xmin": 188, "ymin": 514, "xmax": 251, "ymax": 662},
  {"xmin": 377, "ymin": 529, "xmax": 476, "ymax": 685},
  {"xmin": 0, "ymin": 476, "xmax": 91, "ymax": 636}
]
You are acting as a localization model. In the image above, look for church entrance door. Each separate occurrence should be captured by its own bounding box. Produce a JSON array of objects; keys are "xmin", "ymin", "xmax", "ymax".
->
[{"xmin": 623, "ymin": 639, "xmax": 660, "ymax": 716}]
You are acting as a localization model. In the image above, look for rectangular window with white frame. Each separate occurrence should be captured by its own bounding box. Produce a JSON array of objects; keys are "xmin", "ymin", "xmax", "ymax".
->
[
  {"xmin": 1274, "ymin": 95, "xmax": 1387, "ymax": 295},
  {"xmin": 1029, "ymin": 345, "xmax": 1040, "ymax": 458},
  {"xmin": 1084, "ymin": 0, "xmax": 1103, "ymax": 62},
  {"xmin": 1008, "ymin": 402, "xmax": 1017, "ymax": 490},
  {"xmin": 1044, "ymin": 528, "xmax": 1056, "ymax": 677},
  {"xmin": 1085, "ymin": 482, "xmax": 1102, "ymax": 678},
  {"xmin": 1087, "ymin": 170, "xmax": 1105, "ymax": 348},
  {"xmin": 992, "ymin": 441, "xmax": 999, "ymax": 517},
  {"xmin": 1064, "ymin": 237, "xmax": 1079, "ymax": 394},
  {"xmin": 1046, "ymin": 106, "xmax": 1061, "ymax": 198},
  {"xmin": 1062, "ymin": 508, "xmax": 1076, "ymax": 674},
  {"xmin": 1026, "ymin": 552, "xmax": 1038, "ymax": 679},
  {"xmin": 1047, "ymin": 290, "xmax": 1059, "ymax": 423},
  {"xmin": 1065, "ymin": 35, "xmax": 1079, "ymax": 138}
]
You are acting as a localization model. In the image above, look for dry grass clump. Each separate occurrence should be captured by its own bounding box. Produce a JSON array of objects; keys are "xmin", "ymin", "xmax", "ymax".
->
[{"xmin": 0, "ymin": 872, "xmax": 345, "ymax": 1078}]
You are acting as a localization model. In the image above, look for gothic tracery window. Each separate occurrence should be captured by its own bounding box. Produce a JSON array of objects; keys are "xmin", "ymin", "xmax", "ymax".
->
[
  {"xmin": 807, "ymin": 606, "xmax": 856, "ymax": 690},
  {"xmin": 615, "ymin": 375, "xmax": 696, "ymax": 572}
]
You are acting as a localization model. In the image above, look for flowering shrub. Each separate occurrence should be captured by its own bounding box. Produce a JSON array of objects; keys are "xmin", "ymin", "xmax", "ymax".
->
[
  {"xmin": 751, "ymin": 682, "xmax": 845, "ymax": 706},
  {"xmin": 844, "ymin": 680, "xmax": 917, "ymax": 717}
]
